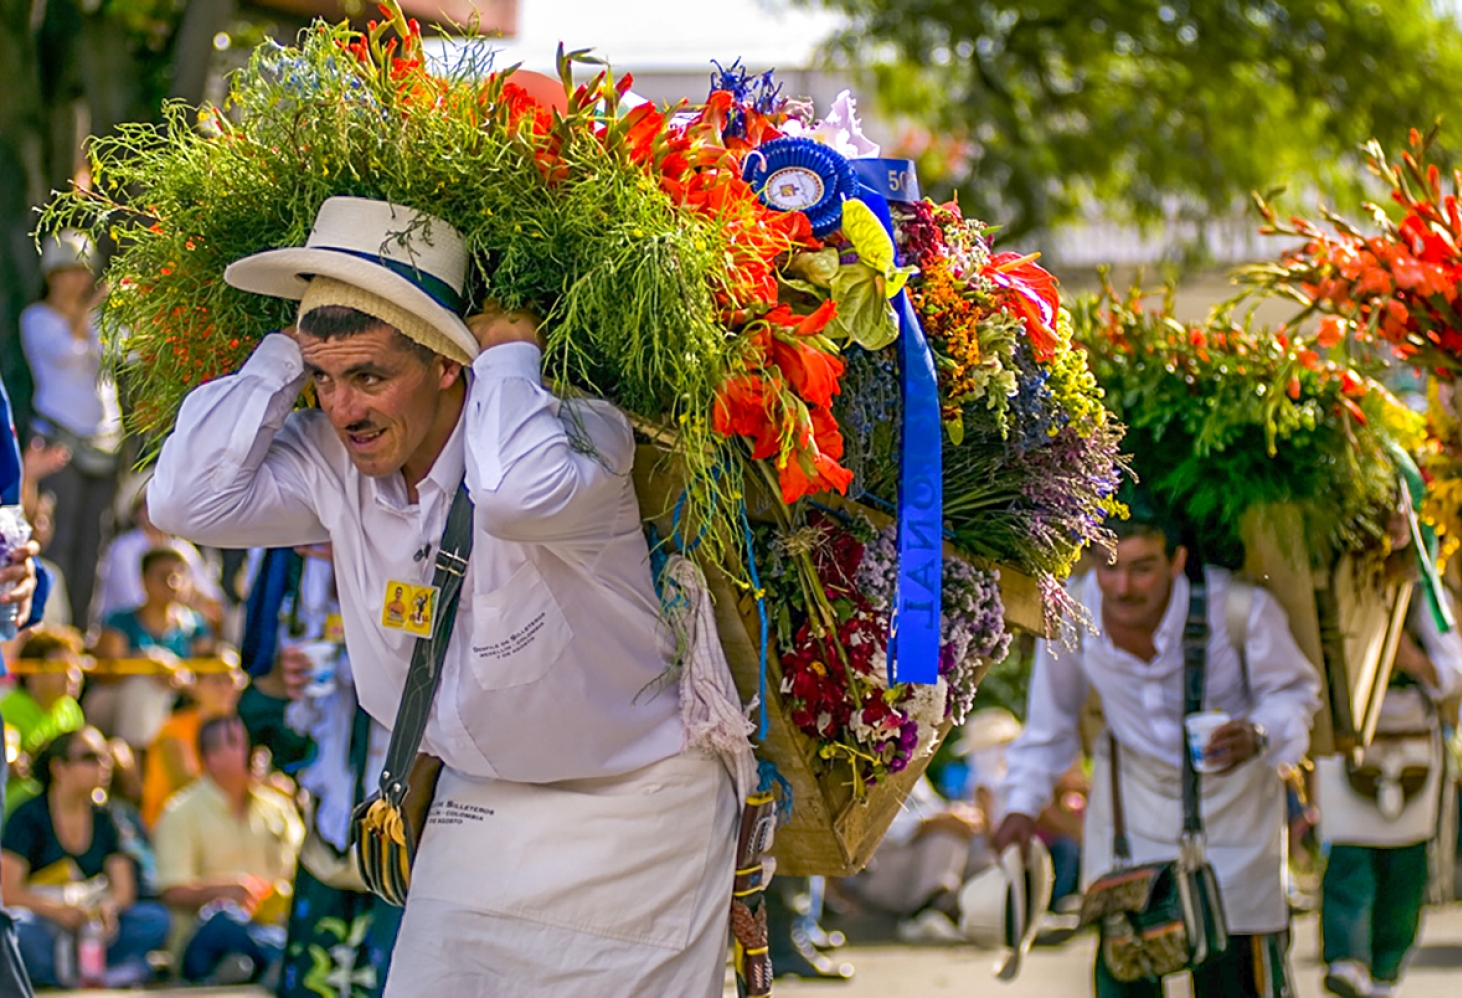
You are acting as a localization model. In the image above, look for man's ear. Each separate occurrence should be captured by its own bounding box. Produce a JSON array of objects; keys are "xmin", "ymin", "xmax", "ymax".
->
[
  {"xmin": 1170, "ymin": 545, "xmax": 1189, "ymax": 578},
  {"xmin": 437, "ymin": 358, "xmax": 464, "ymax": 390}
]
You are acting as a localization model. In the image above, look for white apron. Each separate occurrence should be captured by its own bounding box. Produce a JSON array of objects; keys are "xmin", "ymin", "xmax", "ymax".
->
[
  {"xmin": 1317, "ymin": 688, "xmax": 1442, "ymax": 847},
  {"xmin": 382, "ymin": 750, "xmax": 737, "ymax": 998},
  {"xmin": 1083, "ymin": 736, "xmax": 1289, "ymax": 934}
]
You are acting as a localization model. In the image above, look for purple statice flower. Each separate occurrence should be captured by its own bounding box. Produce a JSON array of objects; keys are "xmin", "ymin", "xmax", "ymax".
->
[{"xmin": 856, "ymin": 522, "xmax": 1009, "ymax": 723}]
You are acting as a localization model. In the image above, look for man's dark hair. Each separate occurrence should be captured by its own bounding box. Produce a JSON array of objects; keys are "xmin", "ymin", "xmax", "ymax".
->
[
  {"xmin": 298, "ymin": 305, "xmax": 437, "ymax": 365},
  {"xmin": 140, "ymin": 547, "xmax": 186, "ymax": 577},
  {"xmin": 197, "ymin": 714, "xmax": 243, "ymax": 759},
  {"xmin": 1112, "ymin": 486, "xmax": 1184, "ymax": 559}
]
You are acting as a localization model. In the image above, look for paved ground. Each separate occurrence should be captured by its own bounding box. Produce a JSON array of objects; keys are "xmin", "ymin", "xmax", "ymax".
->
[
  {"xmin": 52, "ymin": 905, "xmax": 1462, "ymax": 996},
  {"xmin": 773, "ymin": 905, "xmax": 1462, "ymax": 997}
]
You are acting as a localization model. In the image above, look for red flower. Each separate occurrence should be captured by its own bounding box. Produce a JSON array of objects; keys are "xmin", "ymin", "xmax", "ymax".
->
[
  {"xmin": 769, "ymin": 337, "xmax": 844, "ymax": 409},
  {"xmin": 985, "ymin": 252, "xmax": 1061, "ymax": 362},
  {"xmin": 712, "ymin": 375, "xmax": 782, "ymax": 460},
  {"xmin": 776, "ymin": 404, "xmax": 853, "ymax": 504}
]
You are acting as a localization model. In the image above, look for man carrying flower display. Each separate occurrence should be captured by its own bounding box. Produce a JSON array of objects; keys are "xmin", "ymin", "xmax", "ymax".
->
[
  {"xmin": 146, "ymin": 196, "xmax": 738, "ymax": 995},
  {"xmin": 993, "ymin": 498, "xmax": 1321, "ymax": 998}
]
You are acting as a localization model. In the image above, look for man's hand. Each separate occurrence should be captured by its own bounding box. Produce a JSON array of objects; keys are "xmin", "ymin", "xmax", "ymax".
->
[
  {"xmin": 1393, "ymin": 632, "xmax": 1440, "ymax": 692},
  {"xmin": 992, "ymin": 812, "xmax": 1038, "ymax": 856},
  {"xmin": 467, "ymin": 305, "xmax": 542, "ymax": 352},
  {"xmin": 22, "ymin": 438, "xmax": 70, "ymax": 484},
  {"xmin": 1206, "ymin": 720, "xmax": 1263, "ymax": 774},
  {"xmin": 253, "ymin": 645, "xmax": 312, "ymax": 702},
  {"xmin": 0, "ymin": 540, "xmax": 41, "ymax": 624},
  {"xmin": 50, "ymin": 903, "xmax": 90, "ymax": 932}
]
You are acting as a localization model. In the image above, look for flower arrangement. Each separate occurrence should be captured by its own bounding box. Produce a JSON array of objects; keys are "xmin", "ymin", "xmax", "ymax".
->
[
  {"xmin": 1235, "ymin": 126, "xmax": 1462, "ymax": 375},
  {"xmin": 1071, "ymin": 278, "xmax": 1422, "ymax": 566},
  {"xmin": 42, "ymin": 7, "xmax": 1121, "ymax": 795},
  {"xmin": 751, "ymin": 510, "xmax": 1010, "ymax": 790}
]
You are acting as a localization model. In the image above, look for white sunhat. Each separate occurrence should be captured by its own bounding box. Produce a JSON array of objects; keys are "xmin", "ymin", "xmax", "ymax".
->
[
  {"xmin": 957, "ymin": 840, "xmax": 1054, "ymax": 980},
  {"xmin": 39, "ymin": 230, "xmax": 98, "ymax": 276},
  {"xmin": 955, "ymin": 707, "xmax": 1023, "ymax": 757},
  {"xmin": 224, "ymin": 196, "xmax": 478, "ymax": 365}
]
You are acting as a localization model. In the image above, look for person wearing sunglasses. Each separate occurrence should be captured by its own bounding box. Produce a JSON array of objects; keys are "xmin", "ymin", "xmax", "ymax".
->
[{"xmin": 0, "ymin": 727, "xmax": 170, "ymax": 986}]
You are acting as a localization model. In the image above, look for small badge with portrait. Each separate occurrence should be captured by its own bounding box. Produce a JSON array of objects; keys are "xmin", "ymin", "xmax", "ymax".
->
[{"xmin": 381, "ymin": 580, "xmax": 437, "ymax": 637}]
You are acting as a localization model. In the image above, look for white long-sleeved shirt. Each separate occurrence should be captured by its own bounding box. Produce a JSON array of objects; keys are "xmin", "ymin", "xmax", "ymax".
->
[
  {"xmin": 1002, "ymin": 567, "xmax": 1321, "ymax": 820},
  {"xmin": 149, "ymin": 334, "xmax": 684, "ymax": 783},
  {"xmin": 19, "ymin": 303, "xmax": 122, "ymax": 445}
]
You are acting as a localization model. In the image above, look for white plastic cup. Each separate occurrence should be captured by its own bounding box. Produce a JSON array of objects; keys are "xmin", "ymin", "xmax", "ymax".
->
[
  {"xmin": 295, "ymin": 640, "xmax": 339, "ymax": 694},
  {"xmin": 1184, "ymin": 711, "xmax": 1231, "ymax": 773}
]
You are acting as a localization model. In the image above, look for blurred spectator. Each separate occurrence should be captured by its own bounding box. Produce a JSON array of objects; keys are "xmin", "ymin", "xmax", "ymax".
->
[
  {"xmin": 238, "ymin": 545, "xmax": 403, "ymax": 997},
  {"xmin": 20, "ymin": 441, "xmax": 72, "ymax": 627},
  {"xmin": 89, "ymin": 548, "xmax": 216, "ymax": 750},
  {"xmin": 0, "ymin": 728, "xmax": 169, "ymax": 987},
  {"xmin": 1036, "ymin": 764, "xmax": 1089, "ymax": 911},
  {"xmin": 21, "ymin": 232, "xmax": 122, "ymax": 624},
  {"xmin": 838, "ymin": 776, "xmax": 995, "ymax": 943},
  {"xmin": 153, "ymin": 715, "xmax": 302, "ymax": 985},
  {"xmin": 92, "ymin": 483, "xmax": 223, "ymax": 635},
  {"xmin": 2, "ymin": 626, "xmax": 86, "ymax": 814},
  {"xmin": 141, "ymin": 663, "xmax": 243, "ymax": 827}
]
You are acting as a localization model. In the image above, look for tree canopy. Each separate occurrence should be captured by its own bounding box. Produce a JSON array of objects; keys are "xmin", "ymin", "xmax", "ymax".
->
[{"xmin": 814, "ymin": 0, "xmax": 1462, "ymax": 240}]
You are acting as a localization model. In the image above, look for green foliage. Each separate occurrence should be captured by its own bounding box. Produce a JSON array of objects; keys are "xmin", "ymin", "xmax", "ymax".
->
[
  {"xmin": 1070, "ymin": 281, "xmax": 1420, "ymax": 566},
  {"xmin": 814, "ymin": 0, "xmax": 1462, "ymax": 238},
  {"xmin": 41, "ymin": 25, "xmax": 752, "ymax": 556}
]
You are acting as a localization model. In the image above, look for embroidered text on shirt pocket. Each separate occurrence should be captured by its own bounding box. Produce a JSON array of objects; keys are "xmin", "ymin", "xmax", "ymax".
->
[{"xmin": 468, "ymin": 560, "xmax": 572, "ymax": 691}]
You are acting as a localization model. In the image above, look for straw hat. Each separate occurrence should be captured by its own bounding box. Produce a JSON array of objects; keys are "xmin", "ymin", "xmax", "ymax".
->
[
  {"xmin": 40, "ymin": 230, "xmax": 98, "ymax": 276},
  {"xmin": 224, "ymin": 196, "xmax": 478, "ymax": 365},
  {"xmin": 954, "ymin": 707, "xmax": 1023, "ymax": 757},
  {"xmin": 958, "ymin": 840, "xmax": 1054, "ymax": 979}
]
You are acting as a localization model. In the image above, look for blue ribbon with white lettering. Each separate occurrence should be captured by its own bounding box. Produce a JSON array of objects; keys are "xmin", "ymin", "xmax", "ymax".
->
[{"xmin": 854, "ymin": 175, "xmax": 943, "ymax": 687}]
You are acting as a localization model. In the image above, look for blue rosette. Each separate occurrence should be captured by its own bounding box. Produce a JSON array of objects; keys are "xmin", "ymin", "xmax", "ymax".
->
[{"xmin": 742, "ymin": 136, "xmax": 860, "ymax": 237}]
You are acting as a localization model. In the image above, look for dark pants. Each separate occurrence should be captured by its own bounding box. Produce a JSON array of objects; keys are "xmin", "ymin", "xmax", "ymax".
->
[
  {"xmin": 14, "ymin": 901, "xmax": 170, "ymax": 986},
  {"xmin": 1321, "ymin": 842, "xmax": 1428, "ymax": 983},
  {"xmin": 182, "ymin": 906, "xmax": 285, "ymax": 983},
  {"xmin": 1095, "ymin": 932, "xmax": 1293, "ymax": 998},
  {"xmin": 37, "ymin": 460, "xmax": 115, "ymax": 623},
  {"xmin": 0, "ymin": 706, "xmax": 34, "ymax": 998}
]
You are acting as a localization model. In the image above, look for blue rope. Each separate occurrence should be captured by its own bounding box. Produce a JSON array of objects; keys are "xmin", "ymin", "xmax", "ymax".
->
[
  {"xmin": 757, "ymin": 759, "xmax": 793, "ymax": 825},
  {"xmin": 738, "ymin": 497, "xmax": 771, "ymax": 741},
  {"xmin": 671, "ymin": 488, "xmax": 707, "ymax": 554}
]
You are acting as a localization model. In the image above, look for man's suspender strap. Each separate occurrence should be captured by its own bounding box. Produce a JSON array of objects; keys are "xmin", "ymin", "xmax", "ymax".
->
[
  {"xmin": 1109, "ymin": 580, "xmax": 1211, "ymax": 860},
  {"xmin": 377, "ymin": 483, "xmax": 474, "ymax": 808},
  {"xmin": 1180, "ymin": 582, "xmax": 1209, "ymax": 838}
]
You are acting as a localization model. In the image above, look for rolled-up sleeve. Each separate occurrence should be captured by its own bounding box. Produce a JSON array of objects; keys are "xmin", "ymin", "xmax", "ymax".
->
[
  {"xmin": 1001, "ymin": 641, "xmax": 1090, "ymax": 820},
  {"xmin": 1243, "ymin": 589, "xmax": 1322, "ymax": 769},
  {"xmin": 149, "ymin": 333, "xmax": 328, "ymax": 549},
  {"xmin": 1413, "ymin": 594, "xmax": 1462, "ymax": 701},
  {"xmin": 465, "ymin": 342, "xmax": 635, "ymax": 545}
]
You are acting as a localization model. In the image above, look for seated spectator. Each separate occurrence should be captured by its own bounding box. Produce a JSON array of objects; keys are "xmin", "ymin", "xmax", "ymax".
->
[
  {"xmin": 92, "ymin": 483, "xmax": 223, "ymax": 634},
  {"xmin": 0, "ymin": 727, "xmax": 170, "ymax": 987},
  {"xmin": 141, "ymin": 662, "xmax": 244, "ymax": 827},
  {"xmin": 153, "ymin": 715, "xmax": 303, "ymax": 985},
  {"xmin": 89, "ymin": 548, "xmax": 216, "ymax": 750},
  {"xmin": 2, "ymin": 626, "xmax": 87, "ymax": 813},
  {"xmin": 836, "ymin": 776, "xmax": 995, "ymax": 942}
]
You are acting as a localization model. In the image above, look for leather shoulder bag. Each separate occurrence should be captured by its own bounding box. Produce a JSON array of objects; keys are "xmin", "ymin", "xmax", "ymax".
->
[
  {"xmin": 1078, "ymin": 581, "xmax": 1230, "ymax": 982},
  {"xmin": 351, "ymin": 483, "xmax": 473, "ymax": 907}
]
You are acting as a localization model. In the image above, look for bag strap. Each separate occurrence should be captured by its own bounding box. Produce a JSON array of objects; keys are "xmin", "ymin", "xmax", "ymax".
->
[
  {"xmin": 376, "ymin": 484, "xmax": 475, "ymax": 809},
  {"xmin": 1109, "ymin": 733, "xmax": 1131, "ymax": 863},
  {"xmin": 1108, "ymin": 577, "xmax": 1211, "ymax": 862},
  {"xmin": 1182, "ymin": 580, "xmax": 1209, "ymax": 839}
]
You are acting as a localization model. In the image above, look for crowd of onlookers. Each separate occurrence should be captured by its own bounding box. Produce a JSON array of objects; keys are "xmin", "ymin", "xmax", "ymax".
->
[{"xmin": 0, "ymin": 232, "xmax": 305, "ymax": 988}]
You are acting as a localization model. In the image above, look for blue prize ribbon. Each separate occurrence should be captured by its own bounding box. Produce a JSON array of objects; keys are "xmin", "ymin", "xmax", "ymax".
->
[
  {"xmin": 851, "ymin": 159, "xmax": 922, "ymax": 204},
  {"xmin": 855, "ymin": 183, "xmax": 943, "ymax": 686}
]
